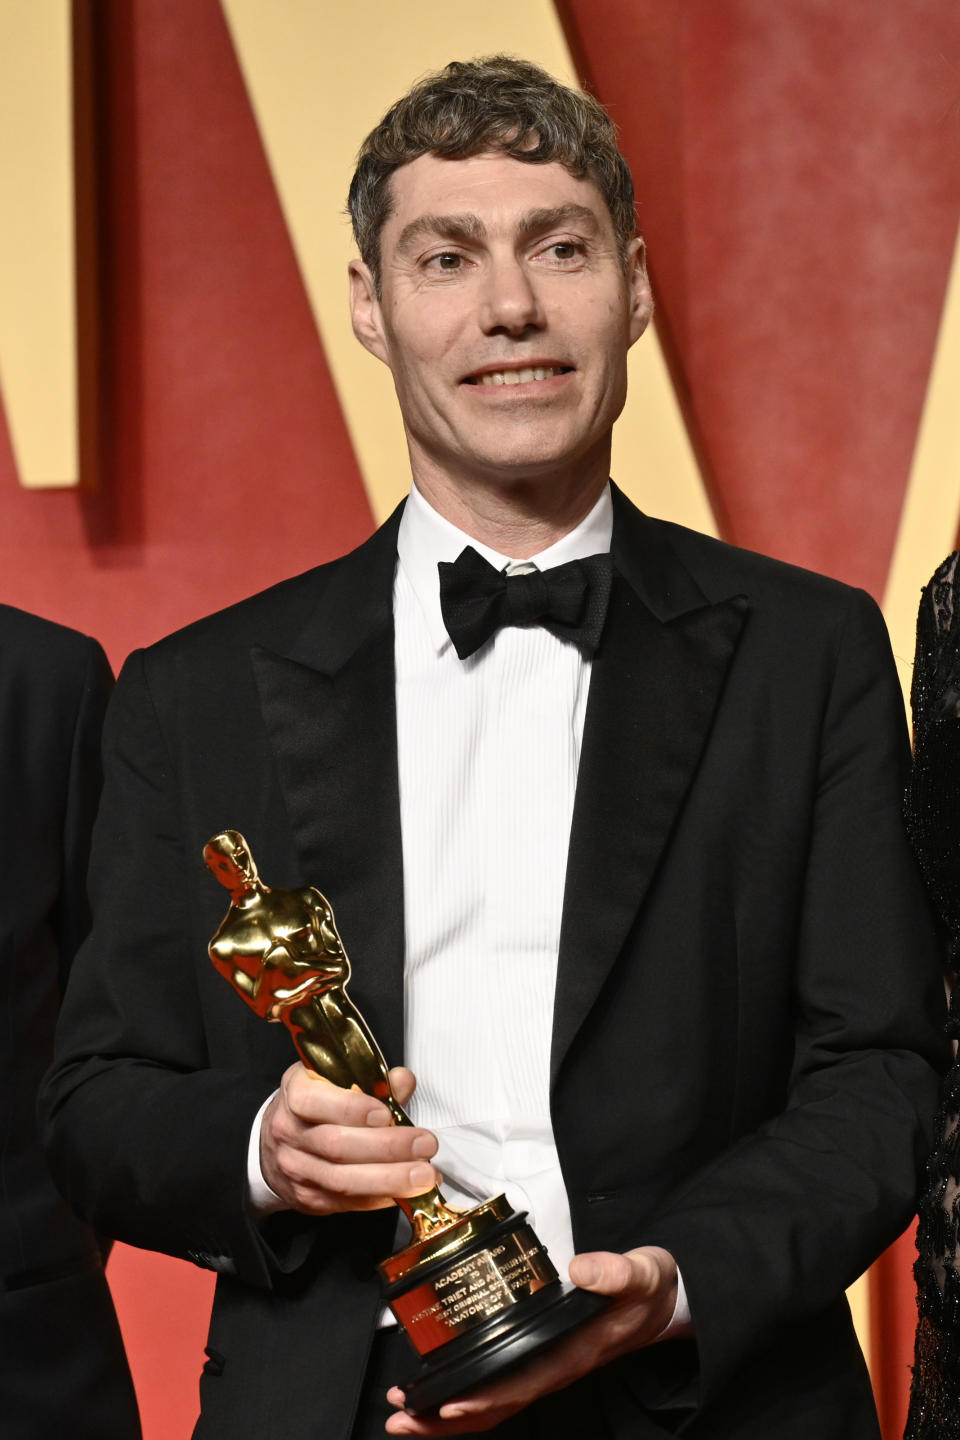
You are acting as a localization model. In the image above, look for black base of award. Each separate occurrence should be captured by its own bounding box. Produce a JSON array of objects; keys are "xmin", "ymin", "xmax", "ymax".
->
[{"xmin": 398, "ymin": 1284, "xmax": 609, "ymax": 1415}]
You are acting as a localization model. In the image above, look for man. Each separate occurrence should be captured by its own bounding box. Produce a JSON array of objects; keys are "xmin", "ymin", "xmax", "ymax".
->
[
  {"xmin": 42, "ymin": 57, "xmax": 946, "ymax": 1439},
  {"xmin": 1, "ymin": 605, "xmax": 140, "ymax": 1438}
]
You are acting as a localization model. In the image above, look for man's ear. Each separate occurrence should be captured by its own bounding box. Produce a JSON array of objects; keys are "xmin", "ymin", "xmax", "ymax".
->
[
  {"xmin": 626, "ymin": 237, "xmax": 654, "ymax": 346},
  {"xmin": 348, "ymin": 260, "xmax": 390, "ymax": 366}
]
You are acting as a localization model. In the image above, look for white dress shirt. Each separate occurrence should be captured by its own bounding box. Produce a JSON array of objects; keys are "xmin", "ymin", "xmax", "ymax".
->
[{"xmin": 392, "ymin": 481, "xmax": 611, "ymax": 1283}]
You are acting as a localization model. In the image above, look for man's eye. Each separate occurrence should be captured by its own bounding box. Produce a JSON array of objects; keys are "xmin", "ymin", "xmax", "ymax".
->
[
  {"xmin": 428, "ymin": 252, "xmax": 462, "ymax": 271},
  {"xmin": 549, "ymin": 242, "xmax": 579, "ymax": 261}
]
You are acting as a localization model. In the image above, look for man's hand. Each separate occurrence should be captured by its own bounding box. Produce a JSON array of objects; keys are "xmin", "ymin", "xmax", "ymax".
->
[
  {"xmin": 260, "ymin": 1063, "xmax": 440, "ymax": 1215},
  {"xmin": 385, "ymin": 1246, "xmax": 683, "ymax": 1436}
]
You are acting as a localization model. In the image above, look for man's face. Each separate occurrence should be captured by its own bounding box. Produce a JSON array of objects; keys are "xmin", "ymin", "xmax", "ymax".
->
[{"xmin": 350, "ymin": 152, "xmax": 651, "ymax": 503}]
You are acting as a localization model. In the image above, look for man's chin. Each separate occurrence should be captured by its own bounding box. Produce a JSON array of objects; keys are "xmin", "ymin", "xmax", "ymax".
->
[{"xmin": 439, "ymin": 443, "xmax": 604, "ymax": 488}]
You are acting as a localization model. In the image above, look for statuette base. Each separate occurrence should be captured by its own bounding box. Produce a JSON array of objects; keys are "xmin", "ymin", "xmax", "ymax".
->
[{"xmin": 399, "ymin": 1284, "xmax": 609, "ymax": 1415}]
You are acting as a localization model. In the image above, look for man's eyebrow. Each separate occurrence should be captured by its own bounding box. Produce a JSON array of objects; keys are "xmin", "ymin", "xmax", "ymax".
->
[
  {"xmin": 516, "ymin": 204, "xmax": 602, "ymax": 238},
  {"xmin": 396, "ymin": 213, "xmax": 487, "ymax": 253}
]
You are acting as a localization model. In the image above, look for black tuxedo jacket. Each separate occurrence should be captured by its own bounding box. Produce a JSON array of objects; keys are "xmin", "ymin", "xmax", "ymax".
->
[
  {"xmin": 42, "ymin": 491, "xmax": 946, "ymax": 1438},
  {"xmin": 0, "ymin": 605, "xmax": 140, "ymax": 1439}
]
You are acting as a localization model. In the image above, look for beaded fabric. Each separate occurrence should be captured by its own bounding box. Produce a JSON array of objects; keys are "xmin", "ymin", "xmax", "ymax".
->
[{"xmin": 905, "ymin": 551, "xmax": 960, "ymax": 1439}]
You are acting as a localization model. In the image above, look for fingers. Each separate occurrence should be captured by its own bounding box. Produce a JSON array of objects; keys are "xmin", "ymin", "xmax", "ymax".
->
[
  {"xmin": 282, "ymin": 1064, "xmax": 391, "ymax": 1127},
  {"xmin": 569, "ymin": 1246, "xmax": 678, "ymax": 1344},
  {"xmin": 269, "ymin": 1147, "xmax": 438, "ymax": 1215},
  {"xmin": 259, "ymin": 1062, "xmax": 440, "ymax": 1215},
  {"xmin": 389, "ymin": 1066, "xmax": 417, "ymax": 1107},
  {"xmin": 385, "ymin": 1389, "xmax": 504, "ymax": 1436},
  {"xmin": 568, "ymin": 1248, "xmax": 649, "ymax": 1296},
  {"xmin": 283, "ymin": 1064, "xmax": 417, "ymax": 1123}
]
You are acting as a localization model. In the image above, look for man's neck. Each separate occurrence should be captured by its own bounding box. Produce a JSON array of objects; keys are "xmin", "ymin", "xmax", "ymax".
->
[{"xmin": 409, "ymin": 464, "xmax": 610, "ymax": 560}]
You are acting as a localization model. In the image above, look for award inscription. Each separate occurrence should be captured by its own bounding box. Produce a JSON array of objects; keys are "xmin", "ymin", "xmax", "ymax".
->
[
  {"xmin": 204, "ymin": 830, "xmax": 605, "ymax": 1413},
  {"xmin": 392, "ymin": 1227, "xmax": 557, "ymax": 1354}
]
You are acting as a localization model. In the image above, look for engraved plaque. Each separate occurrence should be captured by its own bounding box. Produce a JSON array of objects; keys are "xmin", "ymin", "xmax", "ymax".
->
[{"xmin": 392, "ymin": 1226, "xmax": 558, "ymax": 1354}]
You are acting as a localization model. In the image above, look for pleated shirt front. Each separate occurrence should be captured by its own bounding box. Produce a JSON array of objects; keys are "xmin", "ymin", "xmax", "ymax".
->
[{"xmin": 394, "ymin": 481, "xmax": 612, "ymax": 1281}]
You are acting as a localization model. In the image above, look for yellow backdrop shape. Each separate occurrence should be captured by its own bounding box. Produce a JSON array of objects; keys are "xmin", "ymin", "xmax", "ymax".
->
[
  {"xmin": 883, "ymin": 221, "xmax": 960, "ymax": 705},
  {"xmin": 0, "ymin": 0, "xmax": 78, "ymax": 488}
]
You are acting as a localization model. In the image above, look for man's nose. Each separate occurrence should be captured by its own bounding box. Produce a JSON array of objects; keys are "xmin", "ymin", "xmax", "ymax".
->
[{"xmin": 478, "ymin": 256, "xmax": 546, "ymax": 334}]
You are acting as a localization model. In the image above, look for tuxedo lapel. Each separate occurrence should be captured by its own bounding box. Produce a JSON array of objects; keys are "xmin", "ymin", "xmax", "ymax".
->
[
  {"xmin": 250, "ymin": 506, "xmax": 408, "ymax": 1061},
  {"xmin": 551, "ymin": 493, "xmax": 748, "ymax": 1084}
]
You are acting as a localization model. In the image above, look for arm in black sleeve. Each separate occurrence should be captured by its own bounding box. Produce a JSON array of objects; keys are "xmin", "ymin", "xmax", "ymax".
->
[
  {"xmin": 643, "ymin": 588, "xmax": 947, "ymax": 1411},
  {"xmin": 40, "ymin": 650, "xmax": 340, "ymax": 1289}
]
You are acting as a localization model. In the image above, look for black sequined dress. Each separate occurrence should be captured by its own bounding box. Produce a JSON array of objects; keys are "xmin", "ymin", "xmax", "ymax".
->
[{"xmin": 906, "ymin": 552, "xmax": 960, "ymax": 1439}]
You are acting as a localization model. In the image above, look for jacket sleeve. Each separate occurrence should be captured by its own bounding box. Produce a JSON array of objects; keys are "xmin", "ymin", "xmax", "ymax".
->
[
  {"xmin": 640, "ymin": 587, "xmax": 948, "ymax": 1417},
  {"xmin": 39, "ymin": 649, "xmax": 361, "ymax": 1289}
]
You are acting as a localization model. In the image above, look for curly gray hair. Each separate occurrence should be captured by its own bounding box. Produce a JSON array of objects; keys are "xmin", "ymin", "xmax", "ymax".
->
[{"xmin": 347, "ymin": 55, "xmax": 636, "ymax": 292}]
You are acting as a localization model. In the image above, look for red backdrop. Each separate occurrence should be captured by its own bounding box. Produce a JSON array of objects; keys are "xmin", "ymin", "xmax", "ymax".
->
[
  {"xmin": 559, "ymin": 0, "xmax": 960, "ymax": 598},
  {"xmin": 0, "ymin": 0, "xmax": 373, "ymax": 674},
  {"xmin": 2, "ymin": 3, "xmax": 958, "ymax": 1435}
]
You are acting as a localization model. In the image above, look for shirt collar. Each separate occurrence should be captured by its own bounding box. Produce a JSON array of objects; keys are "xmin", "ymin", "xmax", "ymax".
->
[{"xmin": 396, "ymin": 481, "xmax": 614, "ymax": 653}]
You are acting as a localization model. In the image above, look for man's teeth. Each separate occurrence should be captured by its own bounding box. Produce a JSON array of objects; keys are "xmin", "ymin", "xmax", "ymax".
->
[{"xmin": 474, "ymin": 366, "xmax": 565, "ymax": 386}]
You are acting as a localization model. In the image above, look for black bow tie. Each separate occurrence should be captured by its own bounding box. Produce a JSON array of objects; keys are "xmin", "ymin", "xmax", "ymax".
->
[{"xmin": 437, "ymin": 546, "xmax": 613, "ymax": 660}]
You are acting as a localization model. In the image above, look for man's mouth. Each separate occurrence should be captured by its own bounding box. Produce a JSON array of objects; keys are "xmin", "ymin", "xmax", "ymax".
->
[{"xmin": 463, "ymin": 365, "xmax": 573, "ymax": 387}]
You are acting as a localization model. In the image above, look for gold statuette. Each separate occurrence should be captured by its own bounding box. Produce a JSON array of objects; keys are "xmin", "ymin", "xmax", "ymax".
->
[{"xmin": 205, "ymin": 831, "xmax": 604, "ymax": 1413}]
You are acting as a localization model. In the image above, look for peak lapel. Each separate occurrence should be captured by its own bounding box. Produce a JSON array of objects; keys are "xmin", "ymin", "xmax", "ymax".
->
[
  {"xmin": 250, "ymin": 507, "xmax": 407, "ymax": 1060},
  {"xmin": 551, "ymin": 495, "xmax": 748, "ymax": 1085}
]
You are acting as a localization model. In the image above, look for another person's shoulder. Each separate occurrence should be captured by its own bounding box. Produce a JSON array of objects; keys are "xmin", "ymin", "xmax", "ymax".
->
[
  {"xmin": 923, "ymin": 549, "xmax": 959, "ymax": 590},
  {"xmin": 916, "ymin": 550, "xmax": 959, "ymax": 634},
  {"xmin": 0, "ymin": 599, "xmax": 102, "ymax": 655},
  {"xmin": 0, "ymin": 602, "xmax": 111, "ymax": 696}
]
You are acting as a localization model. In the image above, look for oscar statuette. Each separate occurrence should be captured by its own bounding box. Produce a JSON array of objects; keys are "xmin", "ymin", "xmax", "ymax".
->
[{"xmin": 203, "ymin": 830, "xmax": 606, "ymax": 1414}]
